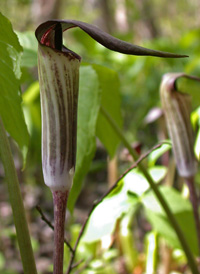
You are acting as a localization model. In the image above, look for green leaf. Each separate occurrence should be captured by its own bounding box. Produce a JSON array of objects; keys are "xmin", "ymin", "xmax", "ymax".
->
[
  {"xmin": 17, "ymin": 31, "xmax": 38, "ymax": 68},
  {"xmin": 94, "ymin": 64, "xmax": 123, "ymax": 158},
  {"xmin": 124, "ymin": 166, "xmax": 167, "ymax": 196},
  {"xmin": 82, "ymin": 166, "xmax": 166, "ymax": 243},
  {"xmin": 68, "ymin": 65, "xmax": 101, "ymax": 212},
  {"xmin": 82, "ymin": 180, "xmax": 138, "ymax": 243},
  {"xmin": 142, "ymin": 186, "xmax": 198, "ymax": 255},
  {"xmin": 0, "ymin": 13, "xmax": 29, "ymax": 155}
]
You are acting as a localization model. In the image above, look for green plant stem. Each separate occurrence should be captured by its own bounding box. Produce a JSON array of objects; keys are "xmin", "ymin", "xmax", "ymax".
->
[
  {"xmin": 185, "ymin": 177, "xmax": 200, "ymax": 255},
  {"xmin": 100, "ymin": 106, "xmax": 199, "ymax": 274},
  {"xmin": 0, "ymin": 116, "xmax": 38, "ymax": 274}
]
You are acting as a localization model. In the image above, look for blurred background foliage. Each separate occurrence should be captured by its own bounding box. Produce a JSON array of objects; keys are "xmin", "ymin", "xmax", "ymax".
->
[{"xmin": 1, "ymin": 0, "xmax": 200, "ymax": 273}]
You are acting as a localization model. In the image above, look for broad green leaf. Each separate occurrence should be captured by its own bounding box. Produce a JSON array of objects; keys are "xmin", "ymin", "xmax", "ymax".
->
[
  {"xmin": 82, "ymin": 166, "xmax": 166, "ymax": 243},
  {"xmin": 142, "ymin": 186, "xmax": 198, "ymax": 255},
  {"xmin": 94, "ymin": 64, "xmax": 123, "ymax": 158},
  {"xmin": 0, "ymin": 13, "xmax": 29, "ymax": 154},
  {"xmin": 82, "ymin": 180, "xmax": 139, "ymax": 243},
  {"xmin": 17, "ymin": 31, "xmax": 38, "ymax": 68},
  {"xmin": 68, "ymin": 65, "xmax": 101, "ymax": 212}
]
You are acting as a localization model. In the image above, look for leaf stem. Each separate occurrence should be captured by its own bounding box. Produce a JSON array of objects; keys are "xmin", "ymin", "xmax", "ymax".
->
[
  {"xmin": 0, "ymin": 116, "xmax": 38, "ymax": 274},
  {"xmin": 100, "ymin": 106, "xmax": 199, "ymax": 274},
  {"xmin": 36, "ymin": 205, "xmax": 74, "ymax": 253}
]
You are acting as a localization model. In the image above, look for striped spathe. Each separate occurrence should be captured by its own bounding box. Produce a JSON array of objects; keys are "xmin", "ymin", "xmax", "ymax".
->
[
  {"xmin": 38, "ymin": 43, "xmax": 80, "ymax": 191},
  {"xmin": 160, "ymin": 73, "xmax": 197, "ymax": 178}
]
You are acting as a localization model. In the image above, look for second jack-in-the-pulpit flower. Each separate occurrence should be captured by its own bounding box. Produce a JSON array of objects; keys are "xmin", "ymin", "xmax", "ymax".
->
[
  {"xmin": 36, "ymin": 20, "xmax": 187, "ymax": 274},
  {"xmin": 160, "ymin": 73, "xmax": 198, "ymax": 178},
  {"xmin": 160, "ymin": 73, "xmax": 200, "ymax": 252}
]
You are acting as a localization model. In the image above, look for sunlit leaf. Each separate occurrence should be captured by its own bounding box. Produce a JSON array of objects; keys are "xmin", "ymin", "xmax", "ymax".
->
[
  {"xmin": 82, "ymin": 166, "xmax": 166, "ymax": 242},
  {"xmin": 0, "ymin": 12, "xmax": 29, "ymax": 156},
  {"xmin": 124, "ymin": 166, "xmax": 167, "ymax": 196},
  {"xmin": 82, "ymin": 180, "xmax": 138, "ymax": 243}
]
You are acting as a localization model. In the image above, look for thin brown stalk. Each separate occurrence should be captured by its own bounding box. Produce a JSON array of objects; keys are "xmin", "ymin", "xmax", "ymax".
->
[{"xmin": 52, "ymin": 190, "xmax": 69, "ymax": 274}]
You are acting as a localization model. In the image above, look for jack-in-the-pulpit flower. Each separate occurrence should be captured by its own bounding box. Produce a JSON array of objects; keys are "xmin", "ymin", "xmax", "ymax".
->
[
  {"xmin": 160, "ymin": 73, "xmax": 198, "ymax": 178},
  {"xmin": 37, "ymin": 31, "xmax": 80, "ymax": 192},
  {"xmin": 36, "ymin": 20, "xmax": 187, "ymax": 274}
]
